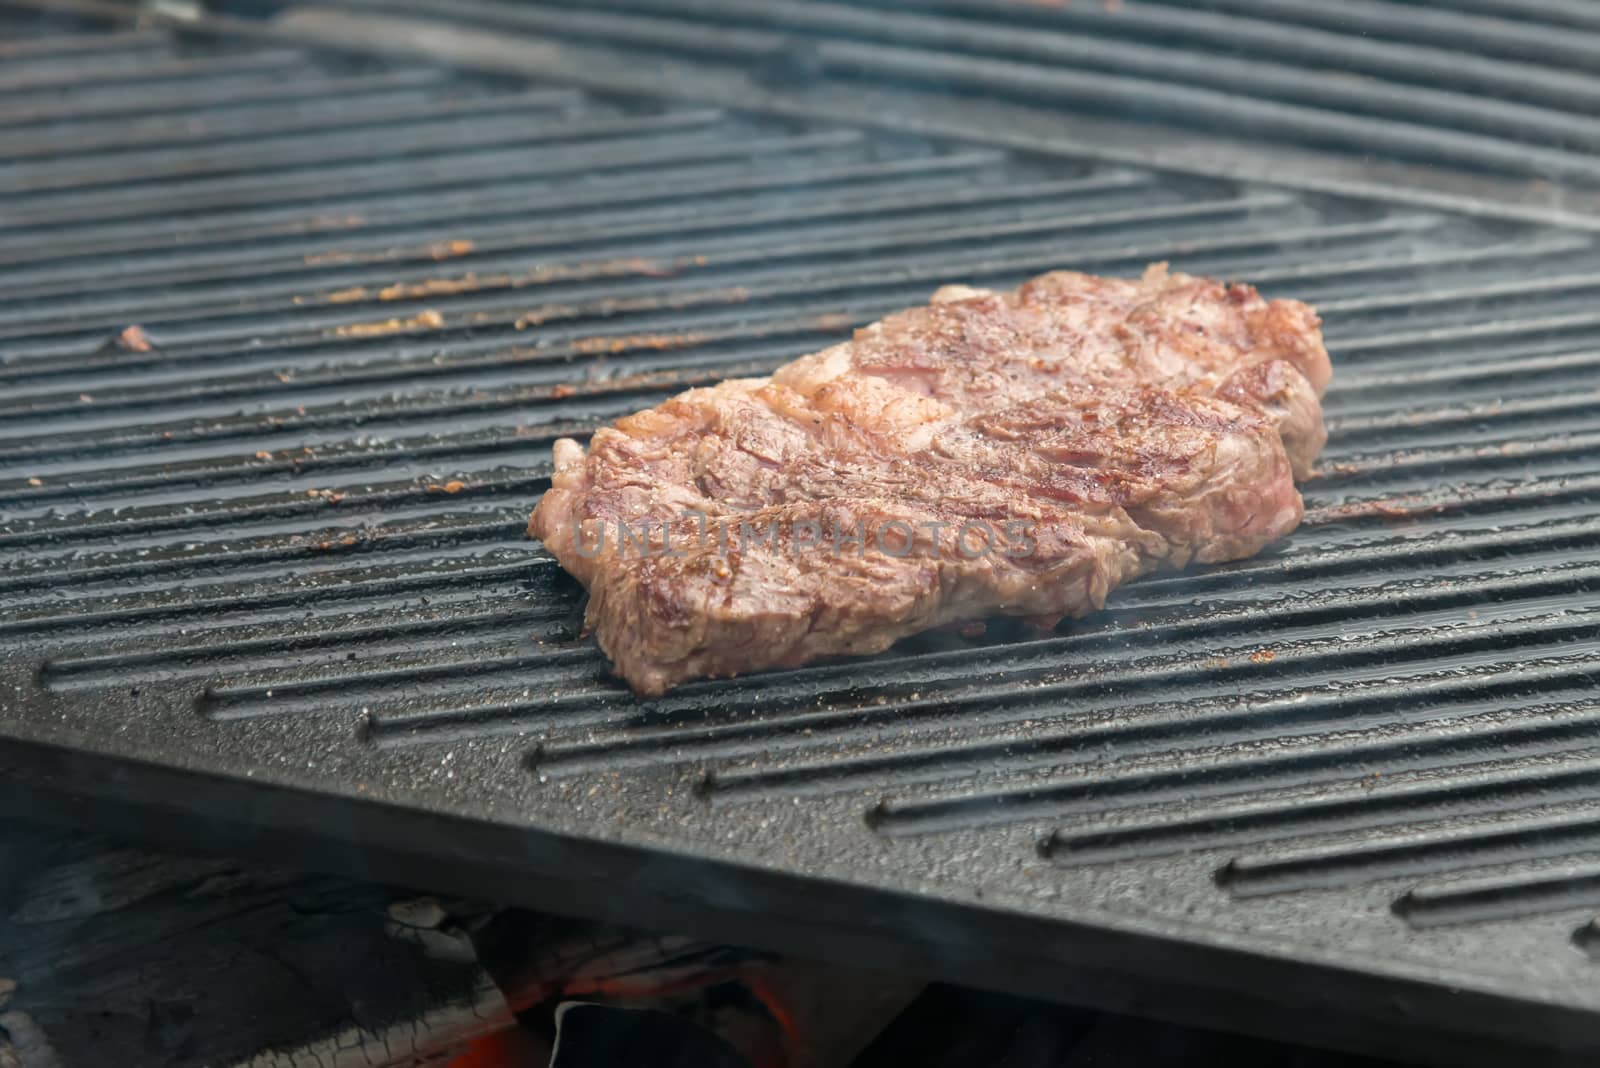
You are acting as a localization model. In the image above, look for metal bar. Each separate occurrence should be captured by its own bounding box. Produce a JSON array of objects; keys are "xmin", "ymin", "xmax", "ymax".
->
[
  {"xmin": 1219, "ymin": 808, "xmax": 1600, "ymax": 899},
  {"xmin": 0, "ymin": 126, "xmax": 856, "ymax": 226},
  {"xmin": 0, "ymin": 66, "xmax": 452, "ymax": 128},
  {"xmin": 0, "ymin": 47, "xmax": 308, "ymax": 93},
  {"xmin": 0, "ymin": 171, "xmax": 1136, "ymax": 299},
  {"xmin": 0, "ymin": 87, "xmax": 585, "ymax": 161},
  {"xmin": 0, "ymin": 205, "xmax": 1399, "ymax": 354},
  {"xmin": 0, "ymin": 107, "xmax": 728, "ymax": 196},
  {"xmin": 816, "ymin": 39, "xmax": 1600, "ymax": 181},
  {"xmin": 1049, "ymin": 757, "xmax": 1600, "ymax": 865},
  {"xmin": 0, "ymin": 29, "xmax": 159, "ymax": 59},
  {"xmin": 0, "ymin": 149, "xmax": 1003, "ymax": 257},
  {"xmin": 841, "ymin": 0, "xmax": 1600, "ymax": 114},
  {"xmin": 1150, "ymin": 0, "xmax": 1600, "ymax": 71},
  {"xmin": 471, "ymin": 0, "xmax": 1600, "ymax": 151}
]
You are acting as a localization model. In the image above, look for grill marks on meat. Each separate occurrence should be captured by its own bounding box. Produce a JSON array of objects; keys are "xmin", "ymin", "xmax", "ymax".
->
[{"xmin": 530, "ymin": 264, "xmax": 1330, "ymax": 695}]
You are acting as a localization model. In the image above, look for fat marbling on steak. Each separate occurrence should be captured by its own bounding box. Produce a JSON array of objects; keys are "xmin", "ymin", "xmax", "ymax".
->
[{"xmin": 529, "ymin": 264, "xmax": 1331, "ymax": 695}]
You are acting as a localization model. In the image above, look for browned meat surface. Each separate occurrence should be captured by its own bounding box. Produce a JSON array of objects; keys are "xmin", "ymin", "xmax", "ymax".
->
[{"xmin": 529, "ymin": 264, "xmax": 1331, "ymax": 695}]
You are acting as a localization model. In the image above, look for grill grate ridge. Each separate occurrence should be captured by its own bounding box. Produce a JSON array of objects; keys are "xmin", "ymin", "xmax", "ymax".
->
[{"xmin": 342, "ymin": 0, "xmax": 1600, "ymax": 181}]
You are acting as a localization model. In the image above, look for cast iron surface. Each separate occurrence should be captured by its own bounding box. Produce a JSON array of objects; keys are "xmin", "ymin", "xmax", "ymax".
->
[
  {"xmin": 4, "ymin": 6, "xmax": 1600, "ymax": 1064},
  {"xmin": 316, "ymin": 0, "xmax": 1600, "ymax": 187}
]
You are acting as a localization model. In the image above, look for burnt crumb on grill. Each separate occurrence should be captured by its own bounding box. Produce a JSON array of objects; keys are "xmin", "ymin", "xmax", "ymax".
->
[
  {"xmin": 379, "ymin": 276, "xmax": 490, "ymax": 301},
  {"xmin": 813, "ymin": 311, "xmax": 858, "ymax": 333},
  {"xmin": 571, "ymin": 332, "xmax": 707, "ymax": 355},
  {"xmin": 424, "ymin": 480, "xmax": 468, "ymax": 494},
  {"xmin": 428, "ymin": 238, "xmax": 475, "ymax": 260},
  {"xmin": 530, "ymin": 264, "xmax": 1330, "ymax": 695},
  {"xmin": 99, "ymin": 324, "xmax": 156, "ymax": 353},
  {"xmin": 314, "ymin": 258, "xmax": 687, "ymax": 311},
  {"xmin": 330, "ymin": 309, "xmax": 445, "ymax": 337},
  {"xmin": 302, "ymin": 248, "xmax": 356, "ymax": 266},
  {"xmin": 515, "ymin": 305, "xmax": 576, "ymax": 330}
]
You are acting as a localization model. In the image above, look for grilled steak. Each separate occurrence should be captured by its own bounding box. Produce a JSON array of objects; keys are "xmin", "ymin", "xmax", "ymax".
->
[{"xmin": 530, "ymin": 264, "xmax": 1331, "ymax": 695}]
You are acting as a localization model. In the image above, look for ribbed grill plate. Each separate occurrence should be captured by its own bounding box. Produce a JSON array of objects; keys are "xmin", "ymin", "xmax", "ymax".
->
[{"xmin": 4, "ymin": 6, "xmax": 1600, "ymax": 1064}]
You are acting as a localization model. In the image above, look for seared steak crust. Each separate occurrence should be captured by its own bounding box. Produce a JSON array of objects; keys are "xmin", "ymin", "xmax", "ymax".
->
[{"xmin": 530, "ymin": 265, "xmax": 1330, "ymax": 695}]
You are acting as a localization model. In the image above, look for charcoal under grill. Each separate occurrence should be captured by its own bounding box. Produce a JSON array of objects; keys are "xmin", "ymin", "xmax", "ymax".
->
[{"xmin": 5, "ymin": 2, "xmax": 1600, "ymax": 1064}]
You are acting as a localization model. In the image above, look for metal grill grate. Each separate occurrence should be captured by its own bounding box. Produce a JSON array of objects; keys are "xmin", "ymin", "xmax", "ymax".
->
[
  {"xmin": 309, "ymin": 0, "xmax": 1600, "ymax": 185},
  {"xmin": 5, "ymin": 6, "xmax": 1600, "ymax": 1064}
]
